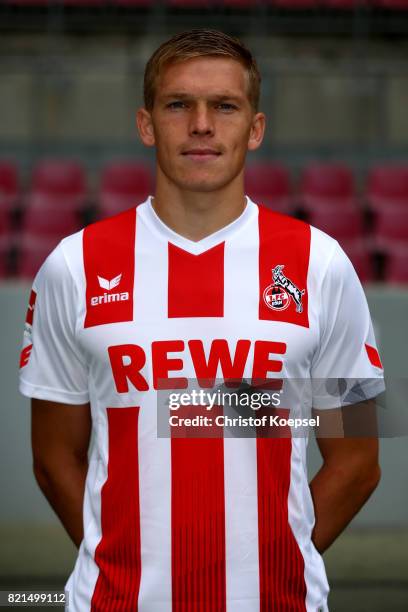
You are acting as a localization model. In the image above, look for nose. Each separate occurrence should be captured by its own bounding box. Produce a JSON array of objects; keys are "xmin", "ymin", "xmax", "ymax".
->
[{"xmin": 189, "ymin": 103, "xmax": 214, "ymax": 137}]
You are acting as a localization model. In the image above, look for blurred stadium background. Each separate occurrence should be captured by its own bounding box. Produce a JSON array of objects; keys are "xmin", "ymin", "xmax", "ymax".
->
[{"xmin": 0, "ymin": 1, "xmax": 407, "ymax": 610}]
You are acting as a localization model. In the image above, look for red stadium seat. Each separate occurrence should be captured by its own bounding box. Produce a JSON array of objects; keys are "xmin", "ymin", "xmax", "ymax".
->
[
  {"xmin": 7, "ymin": 0, "xmax": 51, "ymax": 5},
  {"xmin": 0, "ymin": 236, "xmax": 11, "ymax": 278},
  {"xmin": 99, "ymin": 161, "xmax": 153, "ymax": 217},
  {"xmin": 0, "ymin": 209, "xmax": 12, "ymax": 236},
  {"xmin": 113, "ymin": 0, "xmax": 153, "ymax": 5},
  {"xmin": 17, "ymin": 233, "xmax": 61, "ymax": 280},
  {"xmin": 11, "ymin": 0, "xmax": 109, "ymax": 5},
  {"xmin": 373, "ymin": 0, "xmax": 408, "ymax": 8},
  {"xmin": 61, "ymin": 0, "xmax": 107, "ymax": 5},
  {"xmin": 307, "ymin": 207, "xmax": 364, "ymax": 241},
  {"xmin": 31, "ymin": 159, "xmax": 86, "ymax": 198},
  {"xmin": 27, "ymin": 191, "xmax": 84, "ymax": 213},
  {"xmin": 272, "ymin": 0, "xmax": 319, "ymax": 8},
  {"xmin": 0, "ymin": 161, "xmax": 19, "ymax": 212},
  {"xmin": 300, "ymin": 162, "xmax": 356, "ymax": 212},
  {"xmin": 223, "ymin": 0, "xmax": 257, "ymax": 7},
  {"xmin": 9, "ymin": 0, "xmax": 107, "ymax": 5},
  {"xmin": 324, "ymin": 0, "xmax": 367, "ymax": 6},
  {"xmin": 167, "ymin": 0, "xmax": 215, "ymax": 7},
  {"xmin": 29, "ymin": 159, "xmax": 86, "ymax": 213},
  {"xmin": 340, "ymin": 239, "xmax": 374, "ymax": 283},
  {"xmin": 22, "ymin": 205, "xmax": 79, "ymax": 238},
  {"xmin": 386, "ymin": 246, "xmax": 408, "ymax": 284},
  {"xmin": 244, "ymin": 163, "xmax": 292, "ymax": 214},
  {"xmin": 374, "ymin": 208, "xmax": 408, "ymax": 249},
  {"xmin": 366, "ymin": 164, "xmax": 408, "ymax": 212}
]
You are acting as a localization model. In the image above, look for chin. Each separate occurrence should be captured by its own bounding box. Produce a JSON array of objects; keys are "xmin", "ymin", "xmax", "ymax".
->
[
  {"xmin": 176, "ymin": 174, "xmax": 235, "ymax": 194},
  {"xmin": 184, "ymin": 182, "xmax": 224, "ymax": 193}
]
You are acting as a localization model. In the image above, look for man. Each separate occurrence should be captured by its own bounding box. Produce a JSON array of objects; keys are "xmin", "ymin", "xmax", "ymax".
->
[{"xmin": 19, "ymin": 29, "xmax": 384, "ymax": 611}]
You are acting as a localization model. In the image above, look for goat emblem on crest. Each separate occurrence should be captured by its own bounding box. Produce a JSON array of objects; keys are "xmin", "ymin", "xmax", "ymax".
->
[{"xmin": 263, "ymin": 265, "xmax": 305, "ymax": 313}]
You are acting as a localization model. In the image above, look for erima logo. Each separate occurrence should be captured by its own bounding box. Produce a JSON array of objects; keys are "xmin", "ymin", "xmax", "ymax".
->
[
  {"xmin": 91, "ymin": 274, "xmax": 129, "ymax": 307},
  {"xmin": 98, "ymin": 274, "xmax": 122, "ymax": 291}
]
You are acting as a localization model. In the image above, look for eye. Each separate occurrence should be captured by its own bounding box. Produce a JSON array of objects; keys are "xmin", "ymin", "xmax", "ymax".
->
[
  {"xmin": 217, "ymin": 103, "xmax": 238, "ymax": 112},
  {"xmin": 166, "ymin": 101, "xmax": 187, "ymax": 109}
]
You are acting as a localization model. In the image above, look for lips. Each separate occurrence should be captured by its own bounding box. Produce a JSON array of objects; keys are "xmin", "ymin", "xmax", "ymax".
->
[{"xmin": 182, "ymin": 148, "xmax": 221, "ymax": 161}]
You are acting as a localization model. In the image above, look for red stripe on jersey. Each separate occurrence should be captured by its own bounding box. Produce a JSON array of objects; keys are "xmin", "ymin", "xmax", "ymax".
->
[
  {"xmin": 258, "ymin": 205, "xmax": 310, "ymax": 328},
  {"xmin": 365, "ymin": 343, "xmax": 383, "ymax": 369},
  {"xmin": 257, "ymin": 437, "xmax": 307, "ymax": 611},
  {"xmin": 19, "ymin": 344, "xmax": 32, "ymax": 368},
  {"xmin": 171, "ymin": 437, "xmax": 226, "ymax": 611},
  {"xmin": 168, "ymin": 242, "xmax": 224, "ymax": 318},
  {"xmin": 91, "ymin": 407, "xmax": 141, "ymax": 612},
  {"xmin": 83, "ymin": 208, "xmax": 136, "ymax": 328},
  {"xmin": 25, "ymin": 289, "xmax": 37, "ymax": 326}
]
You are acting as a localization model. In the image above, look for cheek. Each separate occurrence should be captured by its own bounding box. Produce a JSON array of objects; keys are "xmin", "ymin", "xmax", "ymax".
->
[
  {"xmin": 160, "ymin": 132, "xmax": 184, "ymax": 158},
  {"xmin": 221, "ymin": 119, "xmax": 252, "ymax": 147},
  {"xmin": 229, "ymin": 130, "xmax": 252, "ymax": 156},
  {"xmin": 153, "ymin": 118, "xmax": 181, "ymax": 146}
]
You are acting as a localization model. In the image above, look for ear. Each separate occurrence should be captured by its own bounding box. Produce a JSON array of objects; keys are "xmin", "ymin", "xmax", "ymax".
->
[
  {"xmin": 247, "ymin": 112, "xmax": 266, "ymax": 152},
  {"xmin": 137, "ymin": 107, "xmax": 155, "ymax": 147}
]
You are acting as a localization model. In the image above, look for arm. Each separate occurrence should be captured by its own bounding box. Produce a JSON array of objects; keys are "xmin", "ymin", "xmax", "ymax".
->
[
  {"xmin": 309, "ymin": 400, "xmax": 381, "ymax": 554},
  {"xmin": 31, "ymin": 398, "xmax": 92, "ymax": 549}
]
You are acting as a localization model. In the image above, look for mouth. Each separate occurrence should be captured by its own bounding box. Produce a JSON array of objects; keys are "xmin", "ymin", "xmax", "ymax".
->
[{"xmin": 181, "ymin": 149, "xmax": 222, "ymax": 162}]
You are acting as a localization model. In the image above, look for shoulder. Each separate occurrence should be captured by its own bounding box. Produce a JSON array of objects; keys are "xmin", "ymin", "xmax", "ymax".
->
[
  {"xmin": 82, "ymin": 207, "xmax": 137, "ymax": 247},
  {"xmin": 31, "ymin": 230, "xmax": 83, "ymax": 301},
  {"xmin": 309, "ymin": 224, "xmax": 342, "ymax": 275},
  {"xmin": 256, "ymin": 203, "xmax": 336, "ymax": 251},
  {"xmin": 258, "ymin": 204, "xmax": 358, "ymax": 294},
  {"xmin": 256, "ymin": 203, "xmax": 340, "ymax": 268},
  {"xmin": 43, "ymin": 206, "xmax": 138, "ymax": 283},
  {"xmin": 256, "ymin": 203, "xmax": 310, "ymax": 236}
]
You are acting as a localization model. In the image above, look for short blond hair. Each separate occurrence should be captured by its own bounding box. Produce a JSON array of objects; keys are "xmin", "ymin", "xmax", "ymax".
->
[{"xmin": 143, "ymin": 29, "xmax": 261, "ymax": 112}]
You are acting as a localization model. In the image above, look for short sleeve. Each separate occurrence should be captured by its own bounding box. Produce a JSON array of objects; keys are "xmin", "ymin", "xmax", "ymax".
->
[
  {"xmin": 19, "ymin": 241, "xmax": 90, "ymax": 404},
  {"xmin": 311, "ymin": 242, "xmax": 385, "ymax": 409}
]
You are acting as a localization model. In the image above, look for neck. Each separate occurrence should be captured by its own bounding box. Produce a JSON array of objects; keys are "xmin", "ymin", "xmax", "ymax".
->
[{"xmin": 151, "ymin": 169, "xmax": 247, "ymax": 242}]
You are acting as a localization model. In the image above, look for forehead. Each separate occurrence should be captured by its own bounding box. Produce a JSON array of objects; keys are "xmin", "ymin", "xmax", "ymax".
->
[{"xmin": 156, "ymin": 56, "xmax": 249, "ymax": 99}]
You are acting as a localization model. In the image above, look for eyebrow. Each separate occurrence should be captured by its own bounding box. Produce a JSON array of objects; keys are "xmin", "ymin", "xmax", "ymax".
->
[{"xmin": 161, "ymin": 92, "xmax": 245, "ymax": 103}]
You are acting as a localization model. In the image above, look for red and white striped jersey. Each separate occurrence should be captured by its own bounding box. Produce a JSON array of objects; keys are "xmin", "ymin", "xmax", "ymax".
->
[{"xmin": 19, "ymin": 197, "xmax": 384, "ymax": 612}]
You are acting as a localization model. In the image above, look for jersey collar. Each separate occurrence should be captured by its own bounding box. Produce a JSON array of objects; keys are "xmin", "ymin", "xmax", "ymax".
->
[{"xmin": 138, "ymin": 195, "xmax": 257, "ymax": 255}]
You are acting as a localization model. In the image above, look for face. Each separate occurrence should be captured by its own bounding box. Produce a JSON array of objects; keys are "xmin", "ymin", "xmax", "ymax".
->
[{"xmin": 137, "ymin": 56, "xmax": 265, "ymax": 193}]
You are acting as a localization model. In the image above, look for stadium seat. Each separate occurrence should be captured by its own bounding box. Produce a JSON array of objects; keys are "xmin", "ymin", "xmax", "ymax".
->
[
  {"xmin": 61, "ymin": 0, "xmax": 107, "ymax": 6},
  {"xmin": 307, "ymin": 207, "xmax": 365, "ymax": 241},
  {"xmin": 373, "ymin": 0, "xmax": 408, "ymax": 8},
  {"xmin": 6, "ymin": 0, "xmax": 52, "ymax": 5},
  {"xmin": 0, "ymin": 209, "xmax": 12, "ymax": 236},
  {"xmin": 99, "ymin": 161, "xmax": 154, "ymax": 217},
  {"xmin": 9, "ymin": 0, "xmax": 107, "ymax": 5},
  {"xmin": 12, "ymin": 0, "xmax": 111, "ymax": 5},
  {"xmin": 17, "ymin": 233, "xmax": 61, "ymax": 279},
  {"xmin": 30, "ymin": 159, "xmax": 86, "ymax": 198},
  {"xmin": 272, "ymin": 0, "xmax": 319, "ymax": 8},
  {"xmin": 374, "ymin": 208, "xmax": 408, "ymax": 249},
  {"xmin": 0, "ymin": 161, "xmax": 19, "ymax": 212},
  {"xmin": 0, "ymin": 236, "xmax": 11, "ymax": 278},
  {"xmin": 340, "ymin": 239, "xmax": 374, "ymax": 283},
  {"xmin": 22, "ymin": 206, "xmax": 79, "ymax": 238},
  {"xmin": 300, "ymin": 162, "xmax": 356, "ymax": 212},
  {"xmin": 323, "ymin": 0, "xmax": 367, "ymax": 7},
  {"xmin": 222, "ymin": 0, "xmax": 257, "ymax": 7},
  {"xmin": 244, "ymin": 162, "xmax": 292, "ymax": 214},
  {"xmin": 366, "ymin": 164, "xmax": 408, "ymax": 212},
  {"xmin": 385, "ymin": 246, "xmax": 408, "ymax": 284},
  {"xmin": 113, "ymin": 0, "xmax": 154, "ymax": 6},
  {"xmin": 29, "ymin": 159, "xmax": 87, "ymax": 211},
  {"xmin": 167, "ymin": 0, "xmax": 215, "ymax": 7}
]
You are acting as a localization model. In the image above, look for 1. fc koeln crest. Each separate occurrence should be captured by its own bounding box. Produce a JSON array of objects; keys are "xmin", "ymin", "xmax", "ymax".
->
[{"xmin": 263, "ymin": 265, "xmax": 305, "ymax": 313}]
